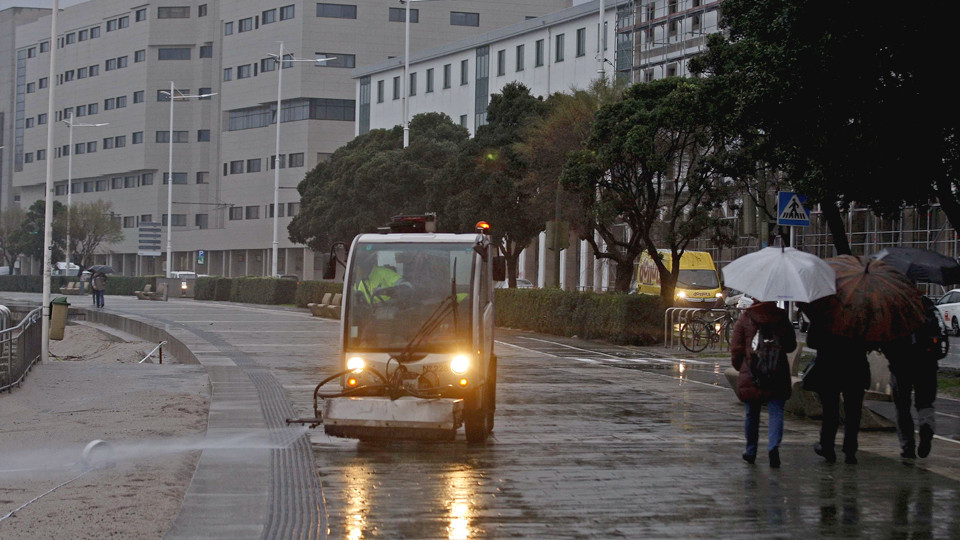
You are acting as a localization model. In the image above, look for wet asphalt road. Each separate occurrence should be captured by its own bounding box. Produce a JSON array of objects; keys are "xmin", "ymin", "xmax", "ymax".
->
[{"xmin": 5, "ymin": 293, "xmax": 960, "ymax": 538}]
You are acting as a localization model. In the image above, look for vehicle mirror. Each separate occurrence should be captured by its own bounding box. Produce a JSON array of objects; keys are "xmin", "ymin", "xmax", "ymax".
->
[
  {"xmin": 323, "ymin": 255, "xmax": 337, "ymax": 280},
  {"xmin": 492, "ymin": 256, "xmax": 506, "ymax": 282}
]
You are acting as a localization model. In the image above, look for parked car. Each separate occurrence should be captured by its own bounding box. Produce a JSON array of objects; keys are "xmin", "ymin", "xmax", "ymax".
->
[
  {"xmin": 494, "ymin": 278, "xmax": 535, "ymax": 289},
  {"xmin": 935, "ymin": 289, "xmax": 960, "ymax": 335}
]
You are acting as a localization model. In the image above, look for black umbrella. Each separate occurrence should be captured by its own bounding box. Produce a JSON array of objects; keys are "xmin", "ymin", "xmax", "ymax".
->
[
  {"xmin": 869, "ymin": 247, "xmax": 960, "ymax": 285},
  {"xmin": 87, "ymin": 265, "xmax": 115, "ymax": 274}
]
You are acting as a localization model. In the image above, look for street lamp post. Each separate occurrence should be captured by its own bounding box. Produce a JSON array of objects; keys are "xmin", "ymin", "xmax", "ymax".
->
[
  {"xmin": 160, "ymin": 84, "xmax": 216, "ymax": 278},
  {"xmin": 41, "ymin": 0, "xmax": 61, "ymax": 363},
  {"xmin": 267, "ymin": 44, "xmax": 333, "ymax": 278},
  {"xmin": 62, "ymin": 113, "xmax": 108, "ymax": 277},
  {"xmin": 400, "ymin": 0, "xmax": 447, "ymax": 148}
]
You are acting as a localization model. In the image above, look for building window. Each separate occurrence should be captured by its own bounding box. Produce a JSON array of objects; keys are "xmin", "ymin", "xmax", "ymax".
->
[
  {"xmin": 426, "ymin": 68, "xmax": 434, "ymax": 92},
  {"xmin": 159, "ymin": 48, "xmax": 191, "ymax": 60},
  {"xmin": 317, "ymin": 3, "xmax": 355, "ymax": 18},
  {"xmin": 79, "ymin": 29, "xmax": 88, "ymax": 41},
  {"xmin": 90, "ymin": 27, "xmax": 100, "ymax": 38},
  {"xmin": 28, "ymin": 46, "xmax": 36, "ymax": 57},
  {"xmin": 230, "ymin": 160, "xmax": 244, "ymax": 174},
  {"xmin": 460, "ymin": 114, "xmax": 467, "ymax": 127},
  {"xmin": 119, "ymin": 16, "xmax": 129, "ymax": 28},
  {"xmin": 105, "ymin": 58, "xmax": 117, "ymax": 71},
  {"xmin": 237, "ymin": 64, "xmax": 252, "ymax": 79},
  {"xmin": 117, "ymin": 56, "xmax": 128, "ymax": 68},
  {"xmin": 39, "ymin": 77, "xmax": 48, "ymax": 89},
  {"xmin": 409, "ymin": 72, "xmax": 417, "ymax": 96},
  {"xmin": 163, "ymin": 214, "xmax": 186, "ymax": 226},
  {"xmin": 443, "ymin": 64, "xmax": 451, "ymax": 88},
  {"xmin": 289, "ymin": 153, "xmax": 304, "ymax": 167},
  {"xmin": 196, "ymin": 172, "xmax": 209, "ymax": 184},
  {"xmin": 393, "ymin": 76, "xmax": 400, "ymax": 100},
  {"xmin": 89, "ymin": 65, "xmax": 99, "ymax": 76},
  {"xmin": 65, "ymin": 33, "xmax": 75, "ymax": 45},
  {"xmin": 116, "ymin": 96, "xmax": 127, "ymax": 108},
  {"xmin": 199, "ymin": 87, "xmax": 212, "ymax": 99},
  {"xmin": 37, "ymin": 149, "xmax": 46, "ymax": 160},
  {"xmin": 132, "ymin": 131, "xmax": 143, "ymax": 144},
  {"xmin": 195, "ymin": 214, "xmax": 208, "ymax": 229},
  {"xmin": 74, "ymin": 142, "xmax": 85, "ymax": 155},
  {"xmin": 460, "ymin": 59, "xmax": 468, "ymax": 85},
  {"xmin": 224, "ymin": 21, "xmax": 233, "ymax": 35},
  {"xmin": 107, "ymin": 19, "xmax": 117, "ymax": 31},
  {"xmin": 280, "ymin": 4, "xmax": 295, "ymax": 19},
  {"xmin": 287, "ymin": 202, "xmax": 300, "ymax": 216},
  {"xmin": 135, "ymin": 49, "xmax": 146, "ymax": 62},
  {"xmin": 261, "ymin": 57, "xmax": 277, "ymax": 72},
  {"xmin": 198, "ymin": 129, "xmax": 210, "ymax": 142},
  {"xmin": 123, "ymin": 216, "xmax": 137, "ymax": 228},
  {"xmin": 88, "ymin": 103, "xmax": 97, "ymax": 114},
  {"xmin": 78, "ymin": 67, "xmax": 88, "ymax": 79},
  {"xmin": 376, "ymin": 80, "xmax": 384, "ymax": 103},
  {"xmin": 55, "ymin": 183, "xmax": 67, "ymax": 195},
  {"xmin": 158, "ymin": 6, "xmax": 190, "ymax": 18},
  {"xmin": 245, "ymin": 206, "xmax": 260, "ymax": 219},
  {"xmin": 135, "ymin": 8, "xmax": 146, "ymax": 21},
  {"xmin": 229, "ymin": 207, "xmax": 243, "ymax": 220},
  {"xmin": 497, "ymin": 49, "xmax": 505, "ymax": 76},
  {"xmin": 24, "ymin": 153, "xmax": 33, "ymax": 163},
  {"xmin": 247, "ymin": 158, "xmax": 262, "ymax": 172},
  {"xmin": 388, "ymin": 7, "xmax": 418, "ymax": 22},
  {"xmin": 26, "ymin": 82, "xmax": 36, "ymax": 93},
  {"xmin": 64, "ymin": 70, "xmax": 74, "ymax": 82},
  {"xmin": 112, "ymin": 177, "xmax": 123, "ymax": 189},
  {"xmin": 516, "ymin": 44, "xmax": 525, "ymax": 71},
  {"xmin": 163, "ymin": 173, "xmax": 188, "ymax": 185},
  {"xmin": 200, "ymin": 44, "xmax": 213, "ymax": 58},
  {"xmin": 83, "ymin": 181, "xmax": 94, "ymax": 192},
  {"xmin": 95, "ymin": 179, "xmax": 108, "ymax": 192},
  {"xmin": 104, "ymin": 98, "xmax": 116, "ymax": 110},
  {"xmin": 270, "ymin": 155, "xmax": 286, "ymax": 169},
  {"xmin": 155, "ymin": 131, "xmax": 189, "ymax": 143},
  {"xmin": 556, "ymin": 34, "xmax": 565, "ymax": 62},
  {"xmin": 239, "ymin": 17, "xmax": 253, "ymax": 32},
  {"xmin": 223, "ymin": 67, "xmax": 233, "ymax": 81},
  {"xmin": 315, "ymin": 53, "xmax": 355, "ymax": 68},
  {"xmin": 40, "ymin": 41, "xmax": 50, "ymax": 53},
  {"xmin": 133, "ymin": 90, "xmax": 144, "ymax": 103},
  {"xmin": 450, "ymin": 11, "xmax": 479, "ymax": 26},
  {"xmin": 141, "ymin": 173, "xmax": 154, "ymax": 185},
  {"xmin": 86, "ymin": 141, "xmax": 97, "ymax": 152},
  {"xmin": 262, "ymin": 8, "xmax": 277, "ymax": 23},
  {"xmin": 114, "ymin": 135, "xmax": 126, "ymax": 147},
  {"xmin": 26, "ymin": 117, "xmax": 35, "ymax": 128},
  {"xmin": 576, "ymin": 27, "xmax": 586, "ymax": 57},
  {"xmin": 669, "ymin": 19, "xmax": 678, "ymax": 36},
  {"xmin": 199, "ymin": 4, "xmax": 207, "ymax": 17}
]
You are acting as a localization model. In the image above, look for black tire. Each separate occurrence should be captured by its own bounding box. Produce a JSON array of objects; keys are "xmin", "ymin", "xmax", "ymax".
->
[
  {"xmin": 681, "ymin": 319, "xmax": 712, "ymax": 353},
  {"xmin": 485, "ymin": 355, "xmax": 497, "ymax": 432},
  {"xmin": 464, "ymin": 406, "xmax": 490, "ymax": 443}
]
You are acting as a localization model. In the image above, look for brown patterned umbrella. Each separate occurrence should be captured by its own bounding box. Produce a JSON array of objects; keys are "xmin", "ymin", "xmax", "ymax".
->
[{"xmin": 822, "ymin": 255, "xmax": 926, "ymax": 343}]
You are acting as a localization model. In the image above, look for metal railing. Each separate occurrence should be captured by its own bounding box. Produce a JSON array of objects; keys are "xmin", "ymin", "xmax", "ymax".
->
[
  {"xmin": 664, "ymin": 307, "xmax": 739, "ymax": 352},
  {"xmin": 0, "ymin": 306, "xmax": 43, "ymax": 393}
]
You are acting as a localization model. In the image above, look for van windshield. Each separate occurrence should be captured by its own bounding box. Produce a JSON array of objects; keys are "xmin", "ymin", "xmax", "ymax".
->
[{"xmin": 676, "ymin": 269, "xmax": 719, "ymax": 290}]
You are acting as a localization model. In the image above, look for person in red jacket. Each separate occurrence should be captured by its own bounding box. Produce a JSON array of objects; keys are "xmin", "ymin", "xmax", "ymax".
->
[{"xmin": 730, "ymin": 300, "xmax": 798, "ymax": 468}]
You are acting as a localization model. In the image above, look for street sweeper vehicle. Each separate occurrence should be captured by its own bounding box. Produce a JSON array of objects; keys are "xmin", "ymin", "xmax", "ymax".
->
[{"xmin": 293, "ymin": 215, "xmax": 502, "ymax": 442}]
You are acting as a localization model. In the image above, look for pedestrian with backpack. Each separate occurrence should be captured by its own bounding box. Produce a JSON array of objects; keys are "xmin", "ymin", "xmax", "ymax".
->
[
  {"xmin": 881, "ymin": 295, "xmax": 945, "ymax": 459},
  {"xmin": 730, "ymin": 298, "xmax": 797, "ymax": 468}
]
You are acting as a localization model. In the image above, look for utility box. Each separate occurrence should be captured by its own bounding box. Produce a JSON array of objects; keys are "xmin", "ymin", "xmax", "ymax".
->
[{"xmin": 49, "ymin": 296, "xmax": 70, "ymax": 340}]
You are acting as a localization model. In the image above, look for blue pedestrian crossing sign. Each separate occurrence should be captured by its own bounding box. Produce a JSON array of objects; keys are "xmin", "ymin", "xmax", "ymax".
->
[{"xmin": 777, "ymin": 191, "xmax": 811, "ymax": 227}]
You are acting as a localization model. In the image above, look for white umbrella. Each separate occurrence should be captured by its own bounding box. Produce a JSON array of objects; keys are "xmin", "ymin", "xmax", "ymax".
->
[{"xmin": 721, "ymin": 246, "xmax": 836, "ymax": 303}]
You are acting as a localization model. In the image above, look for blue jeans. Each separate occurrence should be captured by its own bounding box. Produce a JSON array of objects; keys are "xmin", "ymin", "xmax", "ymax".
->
[
  {"xmin": 744, "ymin": 399, "xmax": 784, "ymax": 456},
  {"xmin": 93, "ymin": 290, "xmax": 105, "ymax": 308}
]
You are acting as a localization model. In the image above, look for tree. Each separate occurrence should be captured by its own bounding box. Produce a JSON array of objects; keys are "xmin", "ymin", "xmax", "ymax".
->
[
  {"xmin": 438, "ymin": 82, "xmax": 551, "ymax": 286},
  {"xmin": 561, "ymin": 78, "xmax": 735, "ymax": 298},
  {"xmin": 691, "ymin": 0, "xmax": 958, "ymax": 254},
  {"xmin": 0, "ymin": 207, "xmax": 27, "ymax": 272},
  {"xmin": 18, "ymin": 199, "xmax": 66, "ymax": 265},
  {"xmin": 288, "ymin": 113, "xmax": 469, "ymax": 251},
  {"xmin": 57, "ymin": 200, "xmax": 123, "ymax": 269}
]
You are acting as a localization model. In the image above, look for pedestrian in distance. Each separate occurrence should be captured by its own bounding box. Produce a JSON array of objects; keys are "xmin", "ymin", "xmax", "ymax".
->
[
  {"xmin": 730, "ymin": 298, "xmax": 798, "ymax": 468},
  {"xmin": 91, "ymin": 270, "xmax": 107, "ymax": 309},
  {"xmin": 801, "ymin": 301, "xmax": 870, "ymax": 465},
  {"xmin": 880, "ymin": 295, "xmax": 945, "ymax": 459}
]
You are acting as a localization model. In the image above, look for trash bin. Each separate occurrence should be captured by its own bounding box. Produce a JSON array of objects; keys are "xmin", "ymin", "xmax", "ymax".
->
[{"xmin": 50, "ymin": 296, "xmax": 70, "ymax": 341}]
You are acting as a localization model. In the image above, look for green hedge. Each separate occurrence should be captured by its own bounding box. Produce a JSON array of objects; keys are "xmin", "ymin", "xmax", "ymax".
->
[
  {"xmin": 494, "ymin": 288, "xmax": 664, "ymax": 345},
  {"xmin": 294, "ymin": 280, "xmax": 343, "ymax": 307},
  {"xmin": 195, "ymin": 276, "xmax": 233, "ymax": 301},
  {"xmin": 104, "ymin": 275, "xmax": 158, "ymax": 296},
  {"xmin": 0, "ymin": 275, "xmax": 68, "ymax": 292},
  {"xmin": 195, "ymin": 276, "xmax": 298, "ymax": 305}
]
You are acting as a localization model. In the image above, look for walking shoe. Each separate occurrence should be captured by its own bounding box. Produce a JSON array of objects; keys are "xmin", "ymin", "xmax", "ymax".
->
[
  {"xmin": 918, "ymin": 425, "xmax": 934, "ymax": 458},
  {"xmin": 901, "ymin": 446, "xmax": 917, "ymax": 459},
  {"xmin": 769, "ymin": 447, "xmax": 780, "ymax": 468},
  {"xmin": 742, "ymin": 453, "xmax": 756, "ymax": 464},
  {"xmin": 844, "ymin": 452, "xmax": 858, "ymax": 465},
  {"xmin": 814, "ymin": 443, "xmax": 836, "ymax": 463}
]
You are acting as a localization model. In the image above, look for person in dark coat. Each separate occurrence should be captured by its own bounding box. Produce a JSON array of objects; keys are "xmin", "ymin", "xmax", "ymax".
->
[
  {"xmin": 802, "ymin": 302, "xmax": 870, "ymax": 465},
  {"xmin": 731, "ymin": 300, "xmax": 798, "ymax": 468},
  {"xmin": 881, "ymin": 296, "xmax": 940, "ymax": 459}
]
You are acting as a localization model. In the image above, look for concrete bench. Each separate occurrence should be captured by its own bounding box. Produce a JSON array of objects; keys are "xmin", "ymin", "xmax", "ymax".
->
[
  {"xmin": 59, "ymin": 282, "xmax": 83, "ymax": 295},
  {"xmin": 308, "ymin": 293, "xmax": 332, "ymax": 317},
  {"xmin": 135, "ymin": 283, "xmax": 153, "ymax": 300},
  {"xmin": 144, "ymin": 283, "xmax": 167, "ymax": 301}
]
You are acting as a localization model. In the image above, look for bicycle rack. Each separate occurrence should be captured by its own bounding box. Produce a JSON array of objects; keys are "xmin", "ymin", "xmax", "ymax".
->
[{"xmin": 664, "ymin": 307, "xmax": 740, "ymax": 352}]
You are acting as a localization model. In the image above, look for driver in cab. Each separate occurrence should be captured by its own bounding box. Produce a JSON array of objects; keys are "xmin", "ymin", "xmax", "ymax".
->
[{"xmin": 354, "ymin": 251, "xmax": 406, "ymax": 304}]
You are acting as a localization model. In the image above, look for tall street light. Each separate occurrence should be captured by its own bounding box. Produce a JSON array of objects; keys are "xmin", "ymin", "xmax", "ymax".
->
[
  {"xmin": 399, "ymin": 0, "xmax": 449, "ymax": 148},
  {"xmin": 41, "ymin": 0, "xmax": 61, "ymax": 363},
  {"xmin": 62, "ymin": 112, "xmax": 108, "ymax": 276},
  {"xmin": 266, "ymin": 43, "xmax": 334, "ymax": 278},
  {"xmin": 159, "ymin": 83, "xmax": 216, "ymax": 278}
]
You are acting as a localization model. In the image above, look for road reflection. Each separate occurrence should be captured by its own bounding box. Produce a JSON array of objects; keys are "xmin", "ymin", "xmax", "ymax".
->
[
  {"xmin": 342, "ymin": 462, "xmax": 372, "ymax": 540},
  {"xmin": 444, "ymin": 467, "xmax": 476, "ymax": 540}
]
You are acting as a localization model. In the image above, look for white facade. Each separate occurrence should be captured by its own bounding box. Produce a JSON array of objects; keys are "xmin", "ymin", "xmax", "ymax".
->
[{"xmin": 2, "ymin": 0, "xmax": 573, "ymax": 277}]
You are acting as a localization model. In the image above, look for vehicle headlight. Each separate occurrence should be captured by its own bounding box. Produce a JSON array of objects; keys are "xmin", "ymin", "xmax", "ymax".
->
[
  {"xmin": 715, "ymin": 292, "xmax": 723, "ymax": 298},
  {"xmin": 676, "ymin": 291, "xmax": 687, "ymax": 299},
  {"xmin": 450, "ymin": 355, "xmax": 470, "ymax": 374},
  {"xmin": 346, "ymin": 356, "xmax": 365, "ymax": 372}
]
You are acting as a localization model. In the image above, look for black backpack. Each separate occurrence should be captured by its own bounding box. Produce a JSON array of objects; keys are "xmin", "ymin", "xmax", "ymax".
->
[
  {"xmin": 914, "ymin": 299, "xmax": 949, "ymax": 361},
  {"xmin": 750, "ymin": 324, "xmax": 785, "ymax": 390}
]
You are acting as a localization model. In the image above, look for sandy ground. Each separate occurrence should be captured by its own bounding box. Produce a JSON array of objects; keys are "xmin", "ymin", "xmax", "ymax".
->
[{"xmin": 0, "ymin": 323, "xmax": 210, "ymax": 539}]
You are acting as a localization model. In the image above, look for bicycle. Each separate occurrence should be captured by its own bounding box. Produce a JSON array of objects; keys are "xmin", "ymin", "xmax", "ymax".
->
[{"xmin": 679, "ymin": 308, "xmax": 739, "ymax": 353}]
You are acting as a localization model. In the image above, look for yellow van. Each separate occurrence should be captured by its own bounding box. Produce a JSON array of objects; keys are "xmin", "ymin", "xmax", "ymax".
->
[{"xmin": 635, "ymin": 250, "xmax": 723, "ymax": 307}]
